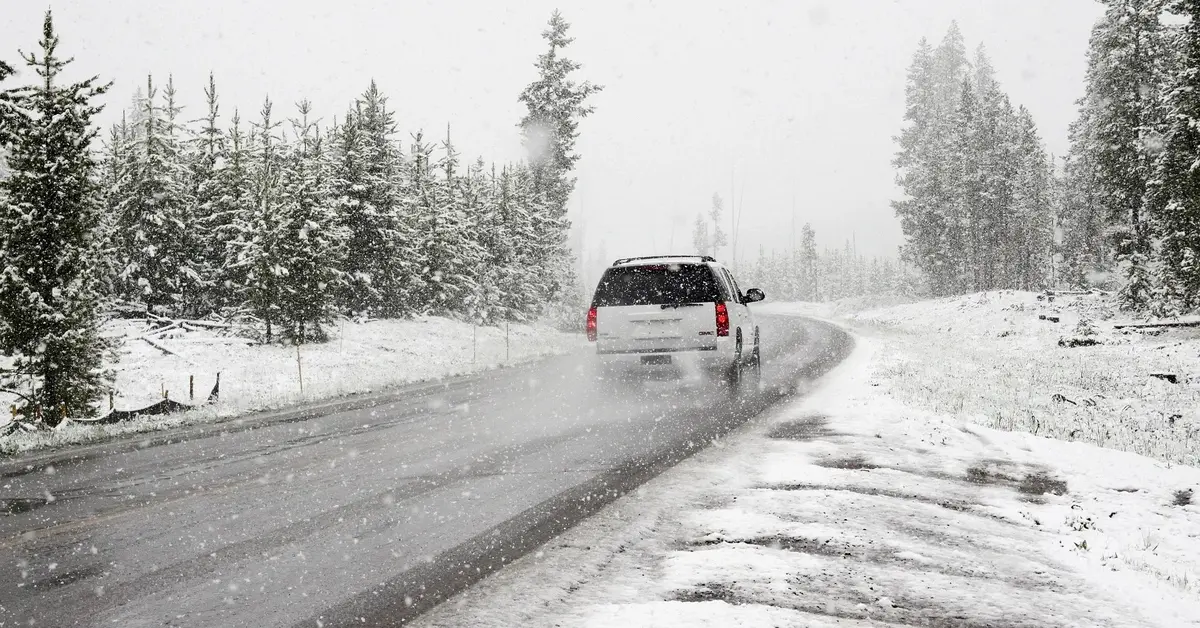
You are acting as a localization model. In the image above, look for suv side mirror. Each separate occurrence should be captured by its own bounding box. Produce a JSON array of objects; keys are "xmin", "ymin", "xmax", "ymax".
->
[{"xmin": 744, "ymin": 288, "xmax": 766, "ymax": 303}]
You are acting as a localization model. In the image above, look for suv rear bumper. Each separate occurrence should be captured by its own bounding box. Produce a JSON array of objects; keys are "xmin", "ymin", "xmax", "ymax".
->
[{"xmin": 595, "ymin": 337, "xmax": 737, "ymax": 375}]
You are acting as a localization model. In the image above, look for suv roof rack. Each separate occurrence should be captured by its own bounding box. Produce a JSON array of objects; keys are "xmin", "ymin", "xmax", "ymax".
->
[{"xmin": 611, "ymin": 255, "xmax": 716, "ymax": 266}]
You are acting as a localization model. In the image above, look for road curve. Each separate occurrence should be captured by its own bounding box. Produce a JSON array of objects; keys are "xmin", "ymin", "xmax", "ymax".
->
[{"xmin": 0, "ymin": 314, "xmax": 852, "ymax": 627}]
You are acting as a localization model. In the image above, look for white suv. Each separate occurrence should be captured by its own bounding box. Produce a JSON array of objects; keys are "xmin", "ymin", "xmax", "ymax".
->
[{"xmin": 586, "ymin": 255, "xmax": 766, "ymax": 389}]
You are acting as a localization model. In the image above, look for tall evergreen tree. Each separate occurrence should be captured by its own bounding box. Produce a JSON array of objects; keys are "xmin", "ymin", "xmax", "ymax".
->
[
  {"xmin": 517, "ymin": 11, "xmax": 602, "ymax": 313},
  {"xmin": 234, "ymin": 98, "xmax": 286, "ymax": 339},
  {"xmin": 1065, "ymin": 0, "xmax": 1170, "ymax": 308},
  {"xmin": 0, "ymin": 12, "xmax": 111, "ymax": 423},
  {"xmin": 112, "ymin": 75, "xmax": 201, "ymax": 315},
  {"xmin": 410, "ymin": 130, "xmax": 481, "ymax": 316},
  {"xmin": 0, "ymin": 58, "xmax": 15, "ymax": 154},
  {"xmin": 464, "ymin": 160, "xmax": 507, "ymax": 323},
  {"xmin": 275, "ymin": 101, "xmax": 344, "ymax": 341},
  {"xmin": 691, "ymin": 215, "xmax": 710, "ymax": 256},
  {"xmin": 1011, "ymin": 108, "xmax": 1055, "ymax": 290},
  {"xmin": 1151, "ymin": 0, "xmax": 1200, "ymax": 310},
  {"xmin": 518, "ymin": 10, "xmax": 603, "ymax": 217},
  {"xmin": 96, "ymin": 115, "xmax": 131, "ymax": 300},
  {"xmin": 331, "ymin": 82, "xmax": 414, "ymax": 317},
  {"xmin": 709, "ymin": 193, "xmax": 729, "ymax": 258},
  {"xmin": 799, "ymin": 223, "xmax": 818, "ymax": 300},
  {"xmin": 190, "ymin": 73, "xmax": 229, "ymax": 313},
  {"xmin": 209, "ymin": 110, "xmax": 254, "ymax": 310}
]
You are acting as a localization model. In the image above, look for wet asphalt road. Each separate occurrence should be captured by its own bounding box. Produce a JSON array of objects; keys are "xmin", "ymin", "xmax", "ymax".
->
[{"xmin": 0, "ymin": 314, "xmax": 852, "ymax": 627}]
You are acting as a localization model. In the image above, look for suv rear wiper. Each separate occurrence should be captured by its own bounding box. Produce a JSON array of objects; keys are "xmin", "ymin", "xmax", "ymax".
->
[{"xmin": 661, "ymin": 302, "xmax": 705, "ymax": 309}]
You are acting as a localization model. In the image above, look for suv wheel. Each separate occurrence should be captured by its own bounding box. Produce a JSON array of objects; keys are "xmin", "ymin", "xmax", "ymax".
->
[
  {"xmin": 725, "ymin": 331, "xmax": 744, "ymax": 394},
  {"xmin": 749, "ymin": 327, "xmax": 762, "ymax": 390}
]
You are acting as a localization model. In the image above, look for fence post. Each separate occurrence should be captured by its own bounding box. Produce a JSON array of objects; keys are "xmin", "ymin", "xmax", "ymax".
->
[
  {"xmin": 296, "ymin": 344, "xmax": 304, "ymax": 395},
  {"xmin": 108, "ymin": 391, "xmax": 114, "ymax": 410},
  {"xmin": 189, "ymin": 375, "xmax": 194, "ymax": 401}
]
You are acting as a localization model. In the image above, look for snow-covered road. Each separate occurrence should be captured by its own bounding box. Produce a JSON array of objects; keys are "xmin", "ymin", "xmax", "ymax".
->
[
  {"xmin": 414, "ymin": 328, "xmax": 1200, "ymax": 628},
  {"xmin": 0, "ymin": 314, "xmax": 851, "ymax": 627}
]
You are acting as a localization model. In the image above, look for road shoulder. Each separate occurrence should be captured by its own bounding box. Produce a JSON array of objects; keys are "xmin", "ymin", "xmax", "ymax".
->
[{"xmin": 412, "ymin": 324, "xmax": 1200, "ymax": 628}]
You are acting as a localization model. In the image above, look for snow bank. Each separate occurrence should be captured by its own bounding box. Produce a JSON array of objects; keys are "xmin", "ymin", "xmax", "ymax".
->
[{"xmin": 0, "ymin": 316, "xmax": 581, "ymax": 455}]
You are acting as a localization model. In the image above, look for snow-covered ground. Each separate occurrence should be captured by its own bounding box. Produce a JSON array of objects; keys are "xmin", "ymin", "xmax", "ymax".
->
[
  {"xmin": 774, "ymin": 290, "xmax": 1200, "ymax": 467},
  {"xmin": 0, "ymin": 316, "xmax": 581, "ymax": 455},
  {"xmin": 412, "ymin": 296, "xmax": 1200, "ymax": 627}
]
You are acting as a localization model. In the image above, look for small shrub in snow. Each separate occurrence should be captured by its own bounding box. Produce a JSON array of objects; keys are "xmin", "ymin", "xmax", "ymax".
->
[{"xmin": 1058, "ymin": 317, "xmax": 1103, "ymax": 347}]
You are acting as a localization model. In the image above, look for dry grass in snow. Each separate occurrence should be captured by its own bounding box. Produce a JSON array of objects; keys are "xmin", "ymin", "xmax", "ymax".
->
[{"xmin": 766, "ymin": 291, "xmax": 1200, "ymax": 467}]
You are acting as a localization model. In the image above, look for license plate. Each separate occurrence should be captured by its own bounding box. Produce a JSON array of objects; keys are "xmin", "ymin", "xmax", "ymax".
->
[{"xmin": 641, "ymin": 355, "xmax": 672, "ymax": 365}]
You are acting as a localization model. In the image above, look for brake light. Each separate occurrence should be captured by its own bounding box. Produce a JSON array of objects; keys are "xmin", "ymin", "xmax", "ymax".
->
[
  {"xmin": 715, "ymin": 301, "xmax": 729, "ymax": 337},
  {"xmin": 586, "ymin": 307, "xmax": 598, "ymax": 341}
]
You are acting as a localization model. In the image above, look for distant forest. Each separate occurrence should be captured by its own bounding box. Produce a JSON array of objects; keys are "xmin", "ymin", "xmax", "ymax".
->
[{"xmin": 890, "ymin": 1, "xmax": 1200, "ymax": 316}]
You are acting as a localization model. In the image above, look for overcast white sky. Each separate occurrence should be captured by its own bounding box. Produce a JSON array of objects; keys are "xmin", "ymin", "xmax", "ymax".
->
[{"xmin": 2, "ymin": 0, "xmax": 1104, "ymax": 280}]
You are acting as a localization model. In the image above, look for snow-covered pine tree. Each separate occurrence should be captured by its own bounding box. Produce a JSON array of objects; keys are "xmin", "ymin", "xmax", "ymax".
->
[
  {"xmin": 1010, "ymin": 107, "xmax": 1055, "ymax": 290},
  {"xmin": 517, "ymin": 11, "xmax": 601, "ymax": 312},
  {"xmin": 208, "ymin": 110, "xmax": 255, "ymax": 311},
  {"xmin": 1059, "ymin": 140, "xmax": 1108, "ymax": 288},
  {"xmin": 1151, "ymin": 0, "xmax": 1200, "ymax": 310},
  {"xmin": 411, "ymin": 129, "xmax": 483, "ymax": 316},
  {"xmin": 932, "ymin": 22, "xmax": 969, "ymax": 121},
  {"xmin": 96, "ymin": 115, "xmax": 132, "ymax": 301},
  {"xmin": 274, "ymin": 100, "xmax": 345, "ymax": 341},
  {"xmin": 112, "ymin": 75, "xmax": 201, "ymax": 316},
  {"xmin": 1067, "ymin": 0, "xmax": 1171, "ymax": 309},
  {"xmin": 518, "ymin": 10, "xmax": 603, "ymax": 218},
  {"xmin": 0, "ymin": 58, "xmax": 14, "ymax": 174},
  {"xmin": 691, "ymin": 215, "xmax": 710, "ymax": 256},
  {"xmin": 0, "ymin": 11, "xmax": 112, "ymax": 422},
  {"xmin": 328, "ymin": 110, "xmax": 374, "ymax": 315},
  {"xmin": 234, "ymin": 98, "xmax": 286, "ymax": 339},
  {"xmin": 503, "ymin": 164, "xmax": 549, "ymax": 320},
  {"xmin": 971, "ymin": 47, "xmax": 1020, "ymax": 290},
  {"xmin": 464, "ymin": 159, "xmax": 507, "ymax": 323},
  {"xmin": 189, "ymin": 73, "xmax": 229, "ymax": 314},
  {"xmin": 709, "ymin": 193, "xmax": 728, "ymax": 259},
  {"xmin": 892, "ymin": 32, "xmax": 962, "ymax": 297},
  {"xmin": 332, "ymin": 82, "xmax": 414, "ymax": 318},
  {"xmin": 947, "ymin": 78, "xmax": 982, "ymax": 293},
  {"xmin": 799, "ymin": 223, "xmax": 818, "ymax": 301}
]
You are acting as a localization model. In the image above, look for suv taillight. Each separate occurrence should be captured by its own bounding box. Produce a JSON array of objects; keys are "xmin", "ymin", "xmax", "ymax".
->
[
  {"xmin": 715, "ymin": 302, "xmax": 729, "ymax": 337},
  {"xmin": 586, "ymin": 307, "xmax": 598, "ymax": 341}
]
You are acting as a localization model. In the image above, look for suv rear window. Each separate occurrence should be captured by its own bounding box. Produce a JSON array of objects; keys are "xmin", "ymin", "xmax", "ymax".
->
[{"xmin": 592, "ymin": 264, "xmax": 721, "ymax": 307}]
